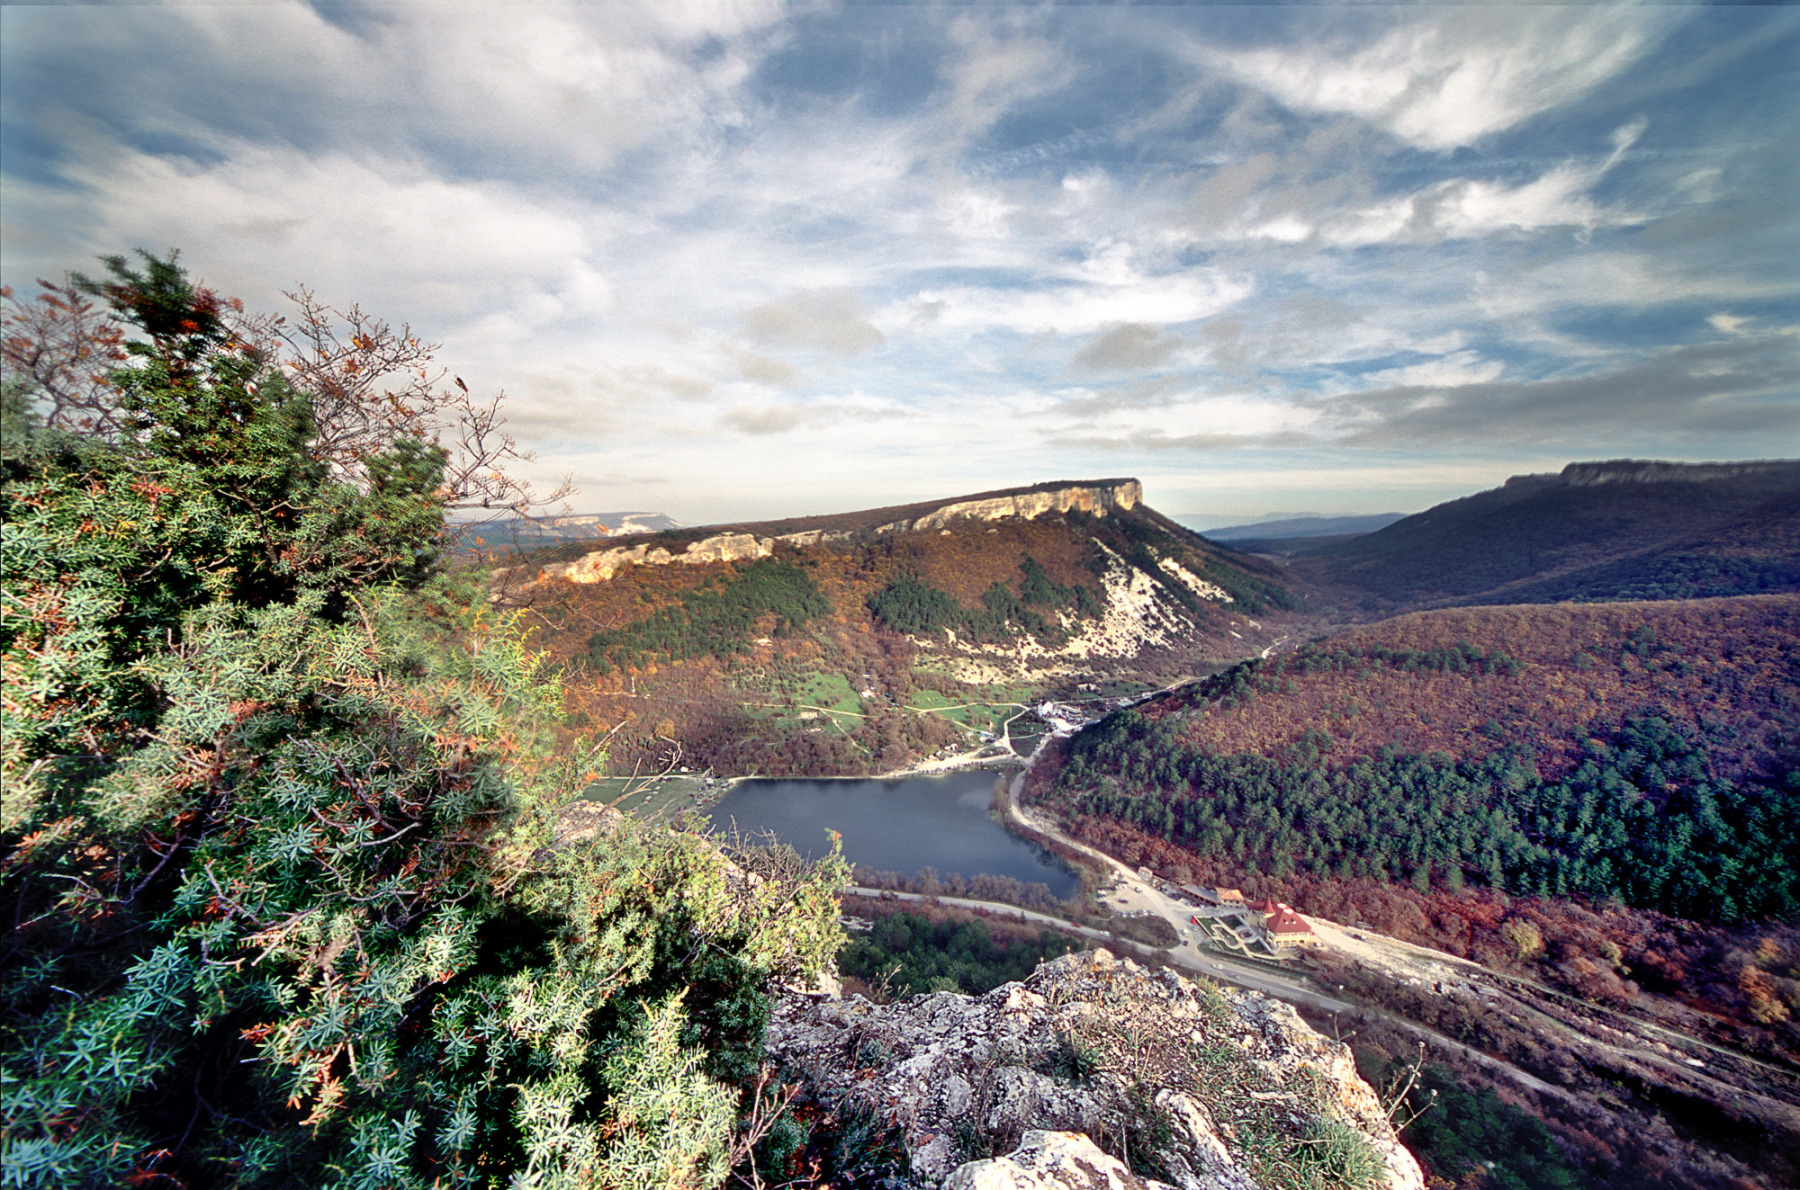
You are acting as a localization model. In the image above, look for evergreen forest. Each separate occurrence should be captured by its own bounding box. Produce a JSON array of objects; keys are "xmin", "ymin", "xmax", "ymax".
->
[
  {"xmin": 1058, "ymin": 708, "xmax": 1800, "ymax": 923},
  {"xmin": 865, "ymin": 555, "xmax": 1103, "ymax": 644}
]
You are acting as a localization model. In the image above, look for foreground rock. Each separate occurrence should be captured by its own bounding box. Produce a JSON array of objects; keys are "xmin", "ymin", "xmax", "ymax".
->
[
  {"xmin": 946, "ymin": 1131, "xmax": 1161, "ymax": 1190},
  {"xmin": 768, "ymin": 950, "xmax": 1423, "ymax": 1190}
]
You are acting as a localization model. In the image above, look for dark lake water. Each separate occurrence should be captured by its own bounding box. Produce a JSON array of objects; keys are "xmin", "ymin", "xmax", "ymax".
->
[{"xmin": 706, "ymin": 770, "xmax": 1078, "ymax": 899}]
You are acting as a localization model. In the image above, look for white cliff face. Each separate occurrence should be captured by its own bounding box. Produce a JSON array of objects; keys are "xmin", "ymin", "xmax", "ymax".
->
[
  {"xmin": 541, "ymin": 531, "xmax": 774, "ymax": 583},
  {"xmin": 912, "ymin": 538, "xmax": 1258, "ymax": 685},
  {"xmin": 1156, "ymin": 556, "xmax": 1232, "ymax": 604},
  {"xmin": 531, "ymin": 482, "xmax": 1143, "ymax": 585},
  {"xmin": 908, "ymin": 482, "xmax": 1142, "ymax": 532},
  {"xmin": 767, "ymin": 950, "xmax": 1424, "ymax": 1190},
  {"xmin": 946, "ymin": 1131, "xmax": 1174, "ymax": 1190}
]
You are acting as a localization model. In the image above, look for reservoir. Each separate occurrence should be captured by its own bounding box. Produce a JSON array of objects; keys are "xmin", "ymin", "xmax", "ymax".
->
[{"xmin": 706, "ymin": 770, "xmax": 1078, "ymax": 899}]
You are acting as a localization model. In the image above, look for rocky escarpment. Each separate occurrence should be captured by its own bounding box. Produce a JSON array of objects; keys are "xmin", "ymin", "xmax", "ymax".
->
[
  {"xmin": 517, "ymin": 480, "xmax": 1145, "ymax": 585},
  {"xmin": 768, "ymin": 950, "xmax": 1422, "ymax": 1190},
  {"xmin": 537, "ymin": 531, "xmax": 777, "ymax": 583},
  {"xmin": 895, "ymin": 481, "xmax": 1140, "ymax": 533}
]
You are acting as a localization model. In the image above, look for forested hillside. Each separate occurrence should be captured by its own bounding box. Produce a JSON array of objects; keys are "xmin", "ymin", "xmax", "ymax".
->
[
  {"xmin": 1030, "ymin": 596, "xmax": 1800, "ymax": 1088},
  {"xmin": 1046, "ymin": 597, "xmax": 1799, "ymax": 921},
  {"xmin": 499, "ymin": 493, "xmax": 1303, "ymax": 778},
  {"xmin": 1290, "ymin": 459, "xmax": 1800, "ymax": 609}
]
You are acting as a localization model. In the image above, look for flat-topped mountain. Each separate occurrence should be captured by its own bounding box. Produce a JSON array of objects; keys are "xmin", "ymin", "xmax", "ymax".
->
[
  {"xmin": 494, "ymin": 480, "xmax": 1304, "ymax": 777},
  {"xmin": 1293, "ymin": 458, "xmax": 1800, "ymax": 609},
  {"xmin": 458, "ymin": 510, "xmax": 681, "ymax": 554},
  {"xmin": 512, "ymin": 479, "xmax": 1142, "ymax": 564}
]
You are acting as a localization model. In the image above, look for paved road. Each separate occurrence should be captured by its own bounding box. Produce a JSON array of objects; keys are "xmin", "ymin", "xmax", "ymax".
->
[
  {"xmin": 987, "ymin": 771, "xmax": 1572, "ymax": 1097},
  {"xmin": 843, "ymin": 886, "xmax": 1344, "ymax": 1008},
  {"xmin": 842, "ymin": 884, "xmax": 1563, "ymax": 1097}
]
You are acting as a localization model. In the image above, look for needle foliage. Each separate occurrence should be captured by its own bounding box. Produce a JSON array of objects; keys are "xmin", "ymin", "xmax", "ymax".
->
[{"xmin": 1, "ymin": 254, "xmax": 846, "ymax": 1189}]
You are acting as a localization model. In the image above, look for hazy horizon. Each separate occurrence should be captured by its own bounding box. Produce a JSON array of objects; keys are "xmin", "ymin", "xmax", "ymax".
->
[{"xmin": 5, "ymin": 2, "xmax": 1796, "ymax": 525}]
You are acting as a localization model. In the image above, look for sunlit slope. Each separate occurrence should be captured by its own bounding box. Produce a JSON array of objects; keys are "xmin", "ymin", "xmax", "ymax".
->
[{"xmin": 491, "ymin": 480, "xmax": 1305, "ymax": 778}]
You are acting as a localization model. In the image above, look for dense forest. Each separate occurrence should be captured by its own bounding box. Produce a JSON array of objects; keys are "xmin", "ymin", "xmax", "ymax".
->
[
  {"xmin": 865, "ymin": 555, "xmax": 1104, "ymax": 643},
  {"xmin": 586, "ymin": 557, "xmax": 833, "ymax": 673},
  {"xmin": 1131, "ymin": 598, "xmax": 1799, "ymax": 782},
  {"xmin": 1060, "ymin": 709, "xmax": 1800, "ymax": 922}
]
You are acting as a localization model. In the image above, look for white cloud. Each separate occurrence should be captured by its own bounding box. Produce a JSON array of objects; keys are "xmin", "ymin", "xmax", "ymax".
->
[
  {"xmin": 907, "ymin": 242, "xmax": 1251, "ymax": 336},
  {"xmin": 48, "ymin": 143, "xmax": 594, "ymax": 323},
  {"xmin": 1364, "ymin": 351, "xmax": 1505, "ymax": 390},
  {"xmin": 3, "ymin": 3, "xmax": 1788, "ymax": 524},
  {"xmin": 1206, "ymin": 9, "xmax": 1671, "ymax": 149},
  {"xmin": 913, "ymin": 273, "xmax": 1248, "ymax": 336}
]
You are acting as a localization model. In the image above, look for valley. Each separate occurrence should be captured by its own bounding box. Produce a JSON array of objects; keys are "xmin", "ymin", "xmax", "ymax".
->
[{"xmin": 496, "ymin": 460, "xmax": 1800, "ymax": 1189}]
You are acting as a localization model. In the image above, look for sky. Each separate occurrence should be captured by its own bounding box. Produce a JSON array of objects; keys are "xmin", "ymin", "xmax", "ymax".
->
[{"xmin": 3, "ymin": 2, "xmax": 1797, "ymax": 526}]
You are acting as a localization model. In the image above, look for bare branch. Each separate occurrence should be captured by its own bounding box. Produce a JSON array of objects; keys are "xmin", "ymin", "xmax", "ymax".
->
[
  {"xmin": 274, "ymin": 288, "xmax": 573, "ymax": 523},
  {"xmin": 1, "ymin": 279, "xmax": 129, "ymax": 436}
]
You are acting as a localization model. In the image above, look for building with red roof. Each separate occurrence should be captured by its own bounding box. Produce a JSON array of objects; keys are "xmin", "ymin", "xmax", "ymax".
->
[{"xmin": 1263, "ymin": 902, "xmax": 1318, "ymax": 947}]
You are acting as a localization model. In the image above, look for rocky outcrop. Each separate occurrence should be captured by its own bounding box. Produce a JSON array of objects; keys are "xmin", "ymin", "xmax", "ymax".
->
[
  {"xmin": 906, "ymin": 481, "xmax": 1141, "ymax": 532},
  {"xmin": 775, "ymin": 528, "xmax": 854, "ymax": 548},
  {"xmin": 1499, "ymin": 459, "xmax": 1800, "ymax": 491},
  {"xmin": 542, "ymin": 531, "xmax": 774, "ymax": 583},
  {"xmin": 535, "ymin": 481, "xmax": 1144, "ymax": 584},
  {"xmin": 1558, "ymin": 459, "xmax": 1800, "ymax": 487},
  {"xmin": 767, "ymin": 950, "xmax": 1422, "ymax": 1190},
  {"xmin": 946, "ymin": 1131, "xmax": 1167, "ymax": 1190}
]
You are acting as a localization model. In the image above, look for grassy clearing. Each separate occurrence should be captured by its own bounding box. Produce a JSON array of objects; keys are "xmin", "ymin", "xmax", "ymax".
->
[
  {"xmin": 800, "ymin": 671, "xmax": 865, "ymax": 717},
  {"xmin": 906, "ymin": 682, "xmax": 1037, "ymax": 736}
]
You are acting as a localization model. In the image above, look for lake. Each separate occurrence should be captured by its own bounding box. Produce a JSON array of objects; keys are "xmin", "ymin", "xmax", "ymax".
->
[{"xmin": 705, "ymin": 770, "xmax": 1078, "ymax": 899}]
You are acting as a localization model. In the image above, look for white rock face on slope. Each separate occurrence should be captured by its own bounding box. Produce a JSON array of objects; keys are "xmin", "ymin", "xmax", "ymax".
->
[
  {"xmin": 946, "ymin": 1131, "xmax": 1169, "ymax": 1190},
  {"xmin": 1156, "ymin": 556, "xmax": 1233, "ymax": 604},
  {"xmin": 767, "ymin": 950, "xmax": 1423, "ymax": 1190},
  {"xmin": 905, "ymin": 482, "xmax": 1143, "ymax": 532},
  {"xmin": 523, "ymin": 482, "xmax": 1144, "ymax": 585},
  {"xmin": 540, "ymin": 531, "xmax": 773, "ymax": 583}
]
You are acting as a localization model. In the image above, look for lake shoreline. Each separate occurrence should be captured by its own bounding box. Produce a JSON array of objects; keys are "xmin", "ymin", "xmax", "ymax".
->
[{"xmin": 704, "ymin": 768, "xmax": 1078, "ymax": 898}]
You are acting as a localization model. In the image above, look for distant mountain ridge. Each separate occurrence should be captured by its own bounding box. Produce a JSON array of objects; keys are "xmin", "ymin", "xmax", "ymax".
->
[
  {"xmin": 1193, "ymin": 512, "xmax": 1407, "ymax": 542},
  {"xmin": 463, "ymin": 510, "xmax": 681, "ymax": 551},
  {"xmin": 1297, "ymin": 458, "xmax": 1800, "ymax": 608}
]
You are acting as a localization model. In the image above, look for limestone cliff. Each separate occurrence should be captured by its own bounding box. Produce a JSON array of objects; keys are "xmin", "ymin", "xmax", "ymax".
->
[
  {"xmin": 533, "ymin": 480, "xmax": 1145, "ymax": 585},
  {"xmin": 768, "ymin": 950, "xmax": 1422, "ymax": 1190},
  {"xmin": 539, "ymin": 531, "xmax": 773, "ymax": 583},
  {"xmin": 901, "ymin": 481, "xmax": 1141, "ymax": 533}
]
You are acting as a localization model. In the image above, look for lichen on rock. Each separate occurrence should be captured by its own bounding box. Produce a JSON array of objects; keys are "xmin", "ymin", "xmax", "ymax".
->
[{"xmin": 766, "ymin": 950, "xmax": 1423, "ymax": 1190}]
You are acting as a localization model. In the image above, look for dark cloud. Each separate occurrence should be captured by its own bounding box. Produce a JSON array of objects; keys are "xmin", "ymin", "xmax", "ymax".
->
[
  {"xmin": 1052, "ymin": 374, "xmax": 1193, "ymax": 418},
  {"xmin": 741, "ymin": 289, "xmax": 884, "ymax": 356},
  {"xmin": 579, "ymin": 472, "xmax": 671, "ymax": 486},
  {"xmin": 722, "ymin": 405, "xmax": 808, "ymax": 435},
  {"xmin": 1333, "ymin": 333, "xmax": 1800, "ymax": 445},
  {"xmin": 1069, "ymin": 322, "xmax": 1185, "ymax": 374},
  {"xmin": 1046, "ymin": 429, "xmax": 1314, "ymax": 452},
  {"xmin": 719, "ymin": 401, "xmax": 912, "ymax": 436},
  {"xmin": 726, "ymin": 347, "xmax": 802, "ymax": 387}
]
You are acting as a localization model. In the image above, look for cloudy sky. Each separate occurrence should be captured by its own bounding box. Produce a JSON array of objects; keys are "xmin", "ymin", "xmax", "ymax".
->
[{"xmin": 4, "ymin": 2, "xmax": 1797, "ymax": 526}]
